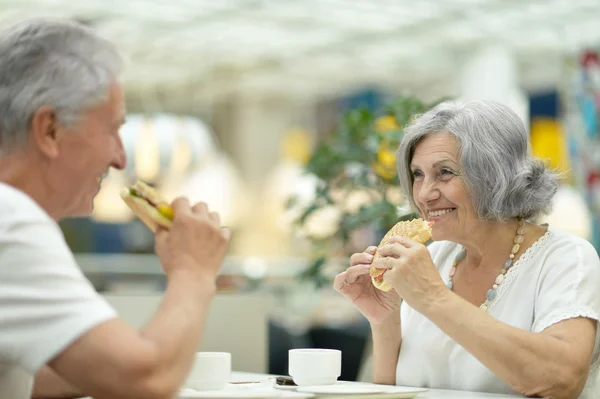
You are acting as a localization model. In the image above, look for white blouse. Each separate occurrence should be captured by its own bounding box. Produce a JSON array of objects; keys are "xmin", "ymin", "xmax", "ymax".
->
[{"xmin": 395, "ymin": 227, "xmax": 600, "ymax": 398}]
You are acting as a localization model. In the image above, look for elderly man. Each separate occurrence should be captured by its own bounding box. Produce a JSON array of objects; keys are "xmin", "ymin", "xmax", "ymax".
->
[{"xmin": 0, "ymin": 18, "xmax": 230, "ymax": 399}]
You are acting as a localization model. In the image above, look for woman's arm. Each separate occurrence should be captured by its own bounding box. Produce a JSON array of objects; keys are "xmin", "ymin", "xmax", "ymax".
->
[
  {"xmin": 333, "ymin": 245, "xmax": 404, "ymax": 386},
  {"xmin": 425, "ymin": 293, "xmax": 596, "ymax": 398},
  {"xmin": 371, "ymin": 313, "xmax": 402, "ymax": 385}
]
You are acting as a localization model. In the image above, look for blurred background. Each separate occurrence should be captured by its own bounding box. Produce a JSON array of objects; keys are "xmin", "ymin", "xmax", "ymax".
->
[{"xmin": 2, "ymin": 0, "xmax": 600, "ymax": 381}]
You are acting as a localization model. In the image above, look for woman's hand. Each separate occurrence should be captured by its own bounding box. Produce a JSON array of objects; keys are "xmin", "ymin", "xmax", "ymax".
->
[
  {"xmin": 372, "ymin": 236, "xmax": 447, "ymax": 314},
  {"xmin": 333, "ymin": 246, "xmax": 402, "ymax": 325}
]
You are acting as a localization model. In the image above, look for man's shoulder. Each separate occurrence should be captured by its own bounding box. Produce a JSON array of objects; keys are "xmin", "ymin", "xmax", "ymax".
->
[{"xmin": 0, "ymin": 183, "xmax": 67, "ymax": 258}]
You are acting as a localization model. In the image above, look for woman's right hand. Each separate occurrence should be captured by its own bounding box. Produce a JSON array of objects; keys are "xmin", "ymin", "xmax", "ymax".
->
[{"xmin": 333, "ymin": 246, "xmax": 402, "ymax": 325}]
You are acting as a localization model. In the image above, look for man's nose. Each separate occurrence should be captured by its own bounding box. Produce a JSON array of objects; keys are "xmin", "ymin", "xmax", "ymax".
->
[{"xmin": 112, "ymin": 137, "xmax": 126, "ymax": 170}]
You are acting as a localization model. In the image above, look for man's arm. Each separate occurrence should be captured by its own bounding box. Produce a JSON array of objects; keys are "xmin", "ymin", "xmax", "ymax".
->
[
  {"xmin": 45, "ymin": 199, "xmax": 230, "ymax": 399},
  {"xmin": 48, "ymin": 269, "xmax": 217, "ymax": 399},
  {"xmin": 32, "ymin": 366, "xmax": 84, "ymax": 399}
]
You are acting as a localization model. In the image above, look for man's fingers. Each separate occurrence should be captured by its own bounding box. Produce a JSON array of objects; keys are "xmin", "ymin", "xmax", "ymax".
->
[
  {"xmin": 191, "ymin": 201, "xmax": 208, "ymax": 215},
  {"xmin": 154, "ymin": 226, "xmax": 168, "ymax": 240},
  {"xmin": 221, "ymin": 226, "xmax": 232, "ymax": 241},
  {"xmin": 208, "ymin": 211, "xmax": 221, "ymax": 225},
  {"xmin": 171, "ymin": 197, "xmax": 192, "ymax": 214}
]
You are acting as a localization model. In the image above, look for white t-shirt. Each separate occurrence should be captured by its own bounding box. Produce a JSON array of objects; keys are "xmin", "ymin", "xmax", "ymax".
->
[
  {"xmin": 0, "ymin": 183, "xmax": 117, "ymax": 399},
  {"xmin": 396, "ymin": 227, "xmax": 600, "ymax": 397}
]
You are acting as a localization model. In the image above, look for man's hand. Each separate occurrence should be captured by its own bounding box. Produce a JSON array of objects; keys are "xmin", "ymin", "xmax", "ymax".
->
[{"xmin": 154, "ymin": 198, "xmax": 230, "ymax": 284}]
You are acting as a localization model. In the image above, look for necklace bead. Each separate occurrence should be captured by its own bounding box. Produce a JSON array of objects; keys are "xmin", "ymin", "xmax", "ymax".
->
[{"xmin": 447, "ymin": 219, "xmax": 527, "ymax": 312}]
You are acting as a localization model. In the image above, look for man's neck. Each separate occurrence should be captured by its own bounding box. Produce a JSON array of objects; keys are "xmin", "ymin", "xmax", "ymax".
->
[{"xmin": 0, "ymin": 153, "xmax": 62, "ymax": 221}]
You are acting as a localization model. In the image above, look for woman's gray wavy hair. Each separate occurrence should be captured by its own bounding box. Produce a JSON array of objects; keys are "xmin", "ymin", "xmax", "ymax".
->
[
  {"xmin": 0, "ymin": 18, "xmax": 123, "ymax": 154},
  {"xmin": 397, "ymin": 100, "xmax": 559, "ymax": 222}
]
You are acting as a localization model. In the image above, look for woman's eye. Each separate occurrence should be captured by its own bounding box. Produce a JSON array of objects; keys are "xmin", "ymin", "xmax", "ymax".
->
[
  {"xmin": 440, "ymin": 168, "xmax": 456, "ymax": 178},
  {"xmin": 412, "ymin": 170, "xmax": 423, "ymax": 179}
]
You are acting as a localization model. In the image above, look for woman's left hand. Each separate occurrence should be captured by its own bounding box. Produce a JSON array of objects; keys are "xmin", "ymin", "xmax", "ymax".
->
[{"xmin": 372, "ymin": 236, "xmax": 448, "ymax": 314}]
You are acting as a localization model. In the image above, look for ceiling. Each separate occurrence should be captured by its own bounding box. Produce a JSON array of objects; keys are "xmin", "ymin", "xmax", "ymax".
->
[{"xmin": 0, "ymin": 0, "xmax": 599, "ymax": 102}]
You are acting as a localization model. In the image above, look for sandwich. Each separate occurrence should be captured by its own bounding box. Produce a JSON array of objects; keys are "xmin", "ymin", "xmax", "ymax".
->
[
  {"xmin": 370, "ymin": 218, "xmax": 433, "ymax": 291},
  {"xmin": 120, "ymin": 180, "xmax": 174, "ymax": 231}
]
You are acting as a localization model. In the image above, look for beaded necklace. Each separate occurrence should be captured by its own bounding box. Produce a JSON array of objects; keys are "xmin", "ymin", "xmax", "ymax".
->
[{"xmin": 446, "ymin": 219, "xmax": 527, "ymax": 312}]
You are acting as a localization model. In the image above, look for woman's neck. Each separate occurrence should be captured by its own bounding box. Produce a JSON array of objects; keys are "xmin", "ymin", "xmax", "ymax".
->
[{"xmin": 457, "ymin": 219, "xmax": 522, "ymax": 270}]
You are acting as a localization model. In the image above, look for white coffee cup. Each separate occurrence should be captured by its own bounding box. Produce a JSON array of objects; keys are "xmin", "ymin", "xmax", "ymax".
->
[
  {"xmin": 184, "ymin": 352, "xmax": 231, "ymax": 391},
  {"xmin": 288, "ymin": 348, "xmax": 341, "ymax": 386}
]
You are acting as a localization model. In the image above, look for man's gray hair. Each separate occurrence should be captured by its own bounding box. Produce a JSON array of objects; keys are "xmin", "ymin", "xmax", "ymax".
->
[
  {"xmin": 397, "ymin": 99, "xmax": 559, "ymax": 222},
  {"xmin": 0, "ymin": 18, "xmax": 123, "ymax": 153}
]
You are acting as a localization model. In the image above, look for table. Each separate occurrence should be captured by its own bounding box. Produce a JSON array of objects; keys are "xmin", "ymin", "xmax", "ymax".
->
[
  {"xmin": 82, "ymin": 371, "xmax": 523, "ymax": 399},
  {"xmin": 229, "ymin": 372, "xmax": 524, "ymax": 399}
]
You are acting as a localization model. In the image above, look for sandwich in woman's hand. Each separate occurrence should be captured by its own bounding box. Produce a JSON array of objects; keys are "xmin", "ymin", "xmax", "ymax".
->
[
  {"xmin": 120, "ymin": 180, "xmax": 174, "ymax": 231},
  {"xmin": 370, "ymin": 218, "xmax": 433, "ymax": 292}
]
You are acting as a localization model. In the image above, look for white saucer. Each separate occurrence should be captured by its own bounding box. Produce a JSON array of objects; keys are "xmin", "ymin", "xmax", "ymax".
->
[
  {"xmin": 273, "ymin": 384, "xmax": 299, "ymax": 391},
  {"xmin": 179, "ymin": 386, "xmax": 313, "ymax": 399},
  {"xmin": 179, "ymin": 388, "xmax": 280, "ymax": 398},
  {"xmin": 295, "ymin": 384, "xmax": 427, "ymax": 398},
  {"xmin": 296, "ymin": 385, "xmax": 385, "ymax": 395}
]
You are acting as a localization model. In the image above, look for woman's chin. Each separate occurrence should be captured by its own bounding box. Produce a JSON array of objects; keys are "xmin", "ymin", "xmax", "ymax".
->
[{"xmin": 430, "ymin": 228, "xmax": 450, "ymax": 242}]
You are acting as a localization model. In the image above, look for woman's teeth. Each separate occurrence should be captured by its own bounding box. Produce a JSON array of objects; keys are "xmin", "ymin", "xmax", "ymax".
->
[{"xmin": 429, "ymin": 209, "xmax": 454, "ymax": 217}]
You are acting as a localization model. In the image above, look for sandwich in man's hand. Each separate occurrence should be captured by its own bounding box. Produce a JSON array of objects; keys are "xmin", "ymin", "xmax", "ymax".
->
[
  {"xmin": 120, "ymin": 180, "xmax": 174, "ymax": 231},
  {"xmin": 370, "ymin": 218, "xmax": 433, "ymax": 292}
]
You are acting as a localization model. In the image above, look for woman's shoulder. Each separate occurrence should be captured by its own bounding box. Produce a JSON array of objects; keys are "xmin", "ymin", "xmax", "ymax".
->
[
  {"xmin": 540, "ymin": 227, "xmax": 598, "ymax": 262},
  {"xmin": 523, "ymin": 226, "xmax": 600, "ymax": 287}
]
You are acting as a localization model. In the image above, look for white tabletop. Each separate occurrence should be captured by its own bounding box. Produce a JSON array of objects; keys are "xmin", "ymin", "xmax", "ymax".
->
[
  {"xmin": 82, "ymin": 371, "xmax": 522, "ymax": 399},
  {"xmin": 229, "ymin": 372, "xmax": 523, "ymax": 399}
]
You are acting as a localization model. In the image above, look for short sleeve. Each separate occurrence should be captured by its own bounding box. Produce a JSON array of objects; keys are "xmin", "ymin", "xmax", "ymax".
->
[
  {"xmin": 0, "ymin": 216, "xmax": 117, "ymax": 373},
  {"xmin": 533, "ymin": 235, "xmax": 600, "ymax": 333}
]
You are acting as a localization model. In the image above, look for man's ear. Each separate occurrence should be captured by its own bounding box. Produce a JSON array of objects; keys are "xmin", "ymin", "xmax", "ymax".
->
[{"xmin": 30, "ymin": 106, "xmax": 61, "ymax": 159}]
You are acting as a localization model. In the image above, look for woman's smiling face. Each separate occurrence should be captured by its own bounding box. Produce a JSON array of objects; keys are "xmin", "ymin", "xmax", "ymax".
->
[{"xmin": 410, "ymin": 132, "xmax": 478, "ymax": 241}]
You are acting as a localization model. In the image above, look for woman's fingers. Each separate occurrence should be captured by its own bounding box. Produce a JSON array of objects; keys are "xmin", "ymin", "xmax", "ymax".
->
[
  {"xmin": 365, "ymin": 246, "xmax": 378, "ymax": 255},
  {"xmin": 333, "ymin": 271, "xmax": 348, "ymax": 292},
  {"xmin": 371, "ymin": 255, "xmax": 399, "ymax": 270},
  {"xmin": 345, "ymin": 264, "xmax": 371, "ymax": 284},
  {"xmin": 387, "ymin": 236, "xmax": 418, "ymax": 248},
  {"xmin": 333, "ymin": 264, "xmax": 371, "ymax": 291},
  {"xmin": 376, "ymin": 243, "xmax": 406, "ymax": 258},
  {"xmin": 350, "ymin": 251, "xmax": 374, "ymax": 266}
]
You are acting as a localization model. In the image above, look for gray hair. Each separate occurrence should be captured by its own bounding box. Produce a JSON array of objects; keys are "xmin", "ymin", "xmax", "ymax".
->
[
  {"xmin": 397, "ymin": 99, "xmax": 559, "ymax": 222},
  {"xmin": 0, "ymin": 18, "xmax": 123, "ymax": 153}
]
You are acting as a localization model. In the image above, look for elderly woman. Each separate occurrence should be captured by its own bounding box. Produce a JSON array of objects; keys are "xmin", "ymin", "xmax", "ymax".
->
[{"xmin": 335, "ymin": 100, "xmax": 600, "ymax": 398}]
